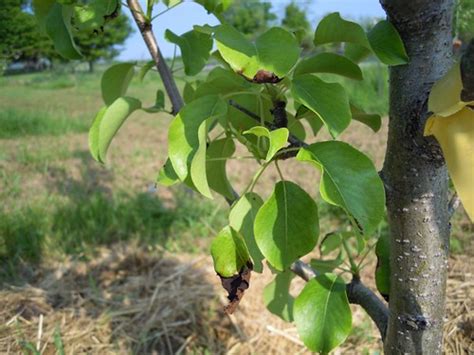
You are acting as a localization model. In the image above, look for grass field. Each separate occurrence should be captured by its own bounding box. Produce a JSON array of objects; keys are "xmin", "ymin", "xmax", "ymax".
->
[{"xmin": 0, "ymin": 65, "xmax": 472, "ymax": 353}]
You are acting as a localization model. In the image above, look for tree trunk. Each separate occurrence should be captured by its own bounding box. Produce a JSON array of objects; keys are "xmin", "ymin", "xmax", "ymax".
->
[
  {"xmin": 88, "ymin": 60, "xmax": 94, "ymax": 73},
  {"xmin": 380, "ymin": 0, "xmax": 454, "ymax": 353}
]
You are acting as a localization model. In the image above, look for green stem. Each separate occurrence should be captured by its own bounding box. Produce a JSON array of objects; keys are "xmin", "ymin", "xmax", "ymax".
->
[{"xmin": 342, "ymin": 238, "xmax": 359, "ymax": 276}]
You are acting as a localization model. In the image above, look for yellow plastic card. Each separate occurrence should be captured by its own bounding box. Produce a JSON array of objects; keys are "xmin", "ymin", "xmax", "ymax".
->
[
  {"xmin": 425, "ymin": 107, "xmax": 474, "ymax": 220},
  {"xmin": 428, "ymin": 62, "xmax": 474, "ymax": 117}
]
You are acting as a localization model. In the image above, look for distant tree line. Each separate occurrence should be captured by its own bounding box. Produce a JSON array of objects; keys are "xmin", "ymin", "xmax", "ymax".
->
[{"xmin": 0, "ymin": 0, "xmax": 132, "ymax": 73}]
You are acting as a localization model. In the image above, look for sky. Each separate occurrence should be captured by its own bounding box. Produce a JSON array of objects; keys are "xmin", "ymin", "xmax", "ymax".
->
[{"xmin": 118, "ymin": 0, "xmax": 386, "ymax": 61}]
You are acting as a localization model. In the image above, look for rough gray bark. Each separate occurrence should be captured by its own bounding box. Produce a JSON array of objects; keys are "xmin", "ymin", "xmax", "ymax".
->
[{"xmin": 380, "ymin": 0, "xmax": 454, "ymax": 353}]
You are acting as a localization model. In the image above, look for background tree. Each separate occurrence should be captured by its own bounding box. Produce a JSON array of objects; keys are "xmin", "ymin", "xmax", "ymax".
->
[
  {"xmin": 222, "ymin": 0, "xmax": 276, "ymax": 38},
  {"xmin": 281, "ymin": 1, "xmax": 313, "ymax": 53},
  {"xmin": 73, "ymin": 13, "xmax": 133, "ymax": 73},
  {"xmin": 0, "ymin": 0, "xmax": 53, "ymax": 69}
]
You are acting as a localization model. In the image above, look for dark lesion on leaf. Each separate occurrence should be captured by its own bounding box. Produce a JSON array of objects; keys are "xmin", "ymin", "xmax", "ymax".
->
[
  {"xmin": 218, "ymin": 262, "xmax": 253, "ymax": 314},
  {"xmin": 237, "ymin": 69, "xmax": 282, "ymax": 84}
]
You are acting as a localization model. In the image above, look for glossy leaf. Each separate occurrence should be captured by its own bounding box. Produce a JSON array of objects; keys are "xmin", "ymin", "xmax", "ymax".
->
[
  {"xmin": 291, "ymin": 74, "xmax": 351, "ymax": 138},
  {"xmin": 254, "ymin": 181, "xmax": 319, "ymax": 271},
  {"xmin": 74, "ymin": 0, "xmax": 119, "ymax": 31},
  {"xmin": 244, "ymin": 126, "xmax": 289, "ymax": 161},
  {"xmin": 101, "ymin": 63, "xmax": 135, "ymax": 106},
  {"xmin": 214, "ymin": 25, "xmax": 299, "ymax": 80},
  {"xmin": 320, "ymin": 233, "xmax": 343, "ymax": 256},
  {"xmin": 157, "ymin": 159, "xmax": 180, "ymax": 187},
  {"xmin": 294, "ymin": 274, "xmax": 352, "ymax": 353},
  {"xmin": 45, "ymin": 3, "xmax": 82, "ymax": 59},
  {"xmin": 294, "ymin": 53, "xmax": 363, "ymax": 80},
  {"xmin": 297, "ymin": 142, "xmax": 385, "ymax": 235},
  {"xmin": 229, "ymin": 192, "xmax": 265, "ymax": 272},
  {"xmin": 168, "ymin": 95, "xmax": 227, "ymax": 199},
  {"xmin": 89, "ymin": 97, "xmax": 142, "ymax": 163},
  {"xmin": 314, "ymin": 12, "xmax": 369, "ymax": 48},
  {"xmin": 350, "ymin": 104, "xmax": 382, "ymax": 132},
  {"xmin": 263, "ymin": 270, "xmax": 294, "ymax": 322},
  {"xmin": 138, "ymin": 60, "xmax": 155, "ymax": 82},
  {"xmin": 88, "ymin": 106, "xmax": 107, "ymax": 162},
  {"xmin": 211, "ymin": 226, "xmax": 251, "ymax": 278},
  {"xmin": 183, "ymin": 82, "xmax": 195, "ymax": 103},
  {"xmin": 32, "ymin": 0, "xmax": 55, "ymax": 32},
  {"xmin": 295, "ymin": 105, "xmax": 324, "ymax": 136},
  {"xmin": 310, "ymin": 257, "xmax": 344, "ymax": 274},
  {"xmin": 206, "ymin": 137, "xmax": 236, "ymax": 200},
  {"xmin": 194, "ymin": 0, "xmax": 233, "ymax": 15},
  {"xmin": 254, "ymin": 27, "xmax": 300, "ymax": 78},
  {"xmin": 344, "ymin": 43, "xmax": 371, "ymax": 63},
  {"xmin": 375, "ymin": 232, "xmax": 390, "ymax": 300},
  {"xmin": 367, "ymin": 20, "xmax": 409, "ymax": 66},
  {"xmin": 165, "ymin": 29, "xmax": 213, "ymax": 76},
  {"xmin": 214, "ymin": 25, "xmax": 259, "ymax": 78}
]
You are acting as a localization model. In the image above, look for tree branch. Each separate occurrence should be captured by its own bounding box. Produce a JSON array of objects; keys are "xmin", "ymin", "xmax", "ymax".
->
[{"xmin": 126, "ymin": 0, "xmax": 183, "ymax": 115}]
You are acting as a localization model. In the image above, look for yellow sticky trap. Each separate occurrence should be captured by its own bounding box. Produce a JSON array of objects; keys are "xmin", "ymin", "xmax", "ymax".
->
[
  {"xmin": 424, "ymin": 107, "xmax": 474, "ymax": 220},
  {"xmin": 428, "ymin": 62, "xmax": 474, "ymax": 117}
]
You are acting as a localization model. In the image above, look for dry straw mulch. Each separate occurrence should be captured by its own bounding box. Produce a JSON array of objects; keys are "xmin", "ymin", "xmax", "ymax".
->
[{"xmin": 0, "ymin": 245, "xmax": 472, "ymax": 354}]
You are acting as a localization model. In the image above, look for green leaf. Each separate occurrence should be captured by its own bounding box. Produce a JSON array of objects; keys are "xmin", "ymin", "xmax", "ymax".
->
[
  {"xmin": 211, "ymin": 226, "xmax": 251, "ymax": 277},
  {"xmin": 164, "ymin": 0, "xmax": 182, "ymax": 7},
  {"xmin": 310, "ymin": 257, "xmax": 344, "ymax": 274},
  {"xmin": 157, "ymin": 159, "xmax": 180, "ymax": 186},
  {"xmin": 214, "ymin": 25, "xmax": 299, "ymax": 80},
  {"xmin": 214, "ymin": 24, "xmax": 259, "ymax": 79},
  {"xmin": 287, "ymin": 115, "xmax": 306, "ymax": 141},
  {"xmin": 165, "ymin": 29, "xmax": 213, "ymax": 76},
  {"xmin": 33, "ymin": 0, "xmax": 55, "ymax": 32},
  {"xmin": 263, "ymin": 269, "xmax": 295, "ymax": 322},
  {"xmin": 314, "ymin": 12, "xmax": 370, "ymax": 48},
  {"xmin": 88, "ymin": 106, "xmax": 107, "ymax": 162},
  {"xmin": 350, "ymin": 104, "xmax": 382, "ymax": 132},
  {"xmin": 297, "ymin": 142, "xmax": 385, "ymax": 235},
  {"xmin": 89, "ymin": 97, "xmax": 142, "ymax": 163},
  {"xmin": 143, "ymin": 90, "xmax": 166, "ymax": 113},
  {"xmin": 73, "ymin": 0, "xmax": 119, "ymax": 31},
  {"xmin": 344, "ymin": 43, "xmax": 372, "ymax": 63},
  {"xmin": 291, "ymin": 74, "xmax": 351, "ymax": 138},
  {"xmin": 244, "ymin": 126, "xmax": 289, "ymax": 161},
  {"xmin": 101, "ymin": 63, "xmax": 135, "ymax": 106},
  {"xmin": 229, "ymin": 192, "xmax": 265, "ymax": 273},
  {"xmin": 45, "ymin": 3, "xmax": 82, "ymax": 59},
  {"xmin": 294, "ymin": 53, "xmax": 363, "ymax": 80},
  {"xmin": 138, "ymin": 60, "xmax": 155, "ymax": 82},
  {"xmin": 183, "ymin": 82, "xmax": 195, "ymax": 104},
  {"xmin": 206, "ymin": 137, "xmax": 236, "ymax": 200},
  {"xmin": 368, "ymin": 20, "xmax": 409, "ymax": 66},
  {"xmin": 254, "ymin": 181, "xmax": 319, "ymax": 271},
  {"xmin": 295, "ymin": 105, "xmax": 324, "ymax": 136},
  {"xmin": 168, "ymin": 95, "xmax": 227, "ymax": 199},
  {"xmin": 375, "ymin": 232, "xmax": 390, "ymax": 300},
  {"xmin": 254, "ymin": 27, "xmax": 300, "ymax": 78},
  {"xmin": 320, "ymin": 233, "xmax": 343, "ymax": 256},
  {"xmin": 194, "ymin": 0, "xmax": 232, "ymax": 15},
  {"xmin": 294, "ymin": 274, "xmax": 352, "ymax": 353}
]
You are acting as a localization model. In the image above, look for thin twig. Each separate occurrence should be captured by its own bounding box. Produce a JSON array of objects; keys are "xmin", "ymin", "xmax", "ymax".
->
[{"xmin": 126, "ymin": 0, "xmax": 183, "ymax": 114}]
